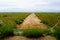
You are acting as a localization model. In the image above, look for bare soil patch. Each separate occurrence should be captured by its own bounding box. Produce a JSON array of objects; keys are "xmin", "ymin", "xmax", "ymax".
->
[
  {"xmin": 4, "ymin": 36, "xmax": 56, "ymax": 40},
  {"xmin": 17, "ymin": 13, "xmax": 47, "ymax": 29}
]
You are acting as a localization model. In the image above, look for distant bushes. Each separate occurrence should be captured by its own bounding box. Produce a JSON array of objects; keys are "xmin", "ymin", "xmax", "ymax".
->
[
  {"xmin": 15, "ymin": 18, "xmax": 24, "ymax": 24},
  {"xmin": 3, "ymin": 15, "xmax": 7, "ymax": 17}
]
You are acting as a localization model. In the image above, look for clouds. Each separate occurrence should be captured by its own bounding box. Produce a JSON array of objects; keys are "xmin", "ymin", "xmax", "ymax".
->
[{"xmin": 0, "ymin": 0, "xmax": 60, "ymax": 12}]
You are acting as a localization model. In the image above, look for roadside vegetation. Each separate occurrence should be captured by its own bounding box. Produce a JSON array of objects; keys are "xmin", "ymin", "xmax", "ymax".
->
[{"xmin": 0, "ymin": 12, "xmax": 60, "ymax": 40}]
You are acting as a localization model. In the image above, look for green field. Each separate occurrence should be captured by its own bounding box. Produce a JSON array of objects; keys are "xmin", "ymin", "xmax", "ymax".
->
[
  {"xmin": 0, "ymin": 12, "xmax": 60, "ymax": 27},
  {"xmin": 0, "ymin": 12, "xmax": 60, "ymax": 40}
]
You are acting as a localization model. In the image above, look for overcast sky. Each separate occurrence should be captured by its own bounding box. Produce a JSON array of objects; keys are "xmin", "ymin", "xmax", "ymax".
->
[{"xmin": 0, "ymin": 0, "xmax": 60, "ymax": 12}]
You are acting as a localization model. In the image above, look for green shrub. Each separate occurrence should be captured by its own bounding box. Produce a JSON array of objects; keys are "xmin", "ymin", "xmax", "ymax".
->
[
  {"xmin": 53, "ymin": 27, "xmax": 60, "ymax": 40},
  {"xmin": 3, "ymin": 15, "xmax": 7, "ymax": 17},
  {"xmin": 0, "ymin": 26, "xmax": 14, "ymax": 38},
  {"xmin": 43, "ymin": 27, "xmax": 60, "ymax": 40},
  {"xmin": 42, "ymin": 20, "xmax": 53, "ymax": 27},
  {"xmin": 44, "ymin": 28, "xmax": 55, "ymax": 35},
  {"xmin": 0, "ymin": 24, "xmax": 2, "ymax": 27},
  {"xmin": 22, "ymin": 28, "xmax": 45, "ymax": 38},
  {"xmin": 15, "ymin": 18, "xmax": 23, "ymax": 24}
]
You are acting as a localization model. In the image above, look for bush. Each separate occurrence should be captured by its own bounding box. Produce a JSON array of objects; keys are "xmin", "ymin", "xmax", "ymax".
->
[
  {"xmin": 3, "ymin": 15, "xmax": 7, "ymax": 17},
  {"xmin": 53, "ymin": 27, "xmax": 60, "ymax": 40},
  {"xmin": 0, "ymin": 24, "xmax": 2, "ymax": 27},
  {"xmin": 22, "ymin": 28, "xmax": 45, "ymax": 38},
  {"xmin": 0, "ymin": 26, "xmax": 14, "ymax": 38},
  {"xmin": 44, "ymin": 28, "xmax": 55, "ymax": 35},
  {"xmin": 15, "ymin": 18, "xmax": 23, "ymax": 24},
  {"xmin": 43, "ymin": 27, "xmax": 60, "ymax": 40},
  {"xmin": 42, "ymin": 20, "xmax": 53, "ymax": 27}
]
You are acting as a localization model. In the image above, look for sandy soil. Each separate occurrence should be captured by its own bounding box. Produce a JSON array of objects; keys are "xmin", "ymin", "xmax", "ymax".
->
[
  {"xmin": 4, "ymin": 36, "xmax": 56, "ymax": 40},
  {"xmin": 17, "ymin": 13, "xmax": 47, "ymax": 29}
]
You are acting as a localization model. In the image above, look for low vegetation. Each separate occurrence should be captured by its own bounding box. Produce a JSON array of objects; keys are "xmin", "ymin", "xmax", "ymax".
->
[
  {"xmin": 22, "ymin": 28, "xmax": 45, "ymax": 38},
  {"xmin": 0, "ymin": 26, "xmax": 15, "ymax": 38},
  {"xmin": 15, "ymin": 18, "xmax": 24, "ymax": 24},
  {"xmin": 0, "ymin": 12, "xmax": 60, "ymax": 40},
  {"xmin": 52, "ymin": 27, "xmax": 60, "ymax": 40}
]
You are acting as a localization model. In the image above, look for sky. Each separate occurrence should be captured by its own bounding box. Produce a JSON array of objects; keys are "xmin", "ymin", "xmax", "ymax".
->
[{"xmin": 0, "ymin": 0, "xmax": 60, "ymax": 12}]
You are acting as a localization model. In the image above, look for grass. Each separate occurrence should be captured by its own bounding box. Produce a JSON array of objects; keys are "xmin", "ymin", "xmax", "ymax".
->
[
  {"xmin": 22, "ymin": 28, "xmax": 45, "ymax": 38},
  {"xmin": 0, "ymin": 12, "xmax": 60, "ymax": 40},
  {"xmin": 0, "ymin": 12, "xmax": 30, "ymax": 27},
  {"xmin": 36, "ymin": 13, "xmax": 60, "ymax": 27},
  {"xmin": 0, "ymin": 12, "xmax": 60, "ymax": 27}
]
